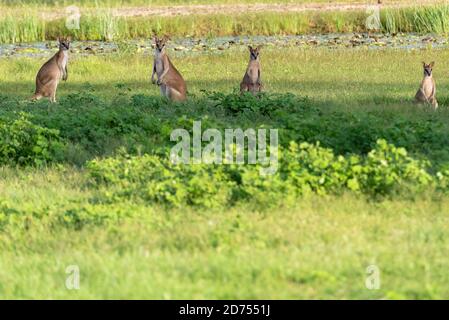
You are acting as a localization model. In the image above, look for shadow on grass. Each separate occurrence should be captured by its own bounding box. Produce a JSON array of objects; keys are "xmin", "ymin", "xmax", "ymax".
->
[
  {"xmin": 1, "ymin": 78, "xmax": 449, "ymax": 167},
  {"xmin": 2, "ymin": 78, "xmax": 446, "ymax": 107}
]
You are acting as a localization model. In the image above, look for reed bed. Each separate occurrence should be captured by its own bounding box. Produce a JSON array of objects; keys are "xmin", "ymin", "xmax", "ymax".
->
[{"xmin": 0, "ymin": 5, "xmax": 448, "ymax": 43}]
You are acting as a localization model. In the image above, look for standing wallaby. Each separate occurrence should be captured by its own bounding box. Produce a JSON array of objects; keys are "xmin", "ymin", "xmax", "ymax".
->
[
  {"xmin": 32, "ymin": 37, "xmax": 70, "ymax": 103},
  {"xmin": 415, "ymin": 61, "xmax": 438, "ymax": 109},
  {"xmin": 240, "ymin": 45, "xmax": 262, "ymax": 95},
  {"xmin": 151, "ymin": 36, "xmax": 187, "ymax": 102}
]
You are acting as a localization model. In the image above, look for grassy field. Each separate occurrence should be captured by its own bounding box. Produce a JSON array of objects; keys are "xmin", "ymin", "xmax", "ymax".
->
[
  {"xmin": 1, "ymin": 45, "xmax": 449, "ymax": 299},
  {"xmin": 2, "ymin": 46, "xmax": 449, "ymax": 104},
  {"xmin": 1, "ymin": 183, "xmax": 448, "ymax": 299}
]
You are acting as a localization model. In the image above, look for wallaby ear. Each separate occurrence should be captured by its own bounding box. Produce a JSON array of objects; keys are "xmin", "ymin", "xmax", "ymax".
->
[
  {"xmin": 256, "ymin": 45, "xmax": 263, "ymax": 51},
  {"xmin": 248, "ymin": 45, "xmax": 253, "ymax": 51},
  {"xmin": 422, "ymin": 61, "xmax": 426, "ymax": 67},
  {"xmin": 163, "ymin": 35, "xmax": 170, "ymax": 42},
  {"xmin": 430, "ymin": 61, "xmax": 435, "ymax": 67},
  {"xmin": 67, "ymin": 36, "xmax": 72, "ymax": 42}
]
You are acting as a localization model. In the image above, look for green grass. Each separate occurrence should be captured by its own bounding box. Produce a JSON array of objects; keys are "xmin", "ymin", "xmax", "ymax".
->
[
  {"xmin": 2, "ymin": 46, "xmax": 448, "ymax": 103},
  {"xmin": 1, "ymin": 46, "xmax": 449, "ymax": 299},
  {"xmin": 1, "ymin": 175, "xmax": 448, "ymax": 299},
  {"xmin": 1, "ymin": 4, "xmax": 449, "ymax": 43}
]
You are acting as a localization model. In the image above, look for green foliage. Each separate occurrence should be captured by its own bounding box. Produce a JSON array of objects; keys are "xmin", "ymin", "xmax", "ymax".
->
[
  {"xmin": 0, "ymin": 113, "xmax": 64, "ymax": 165},
  {"xmin": 0, "ymin": 91, "xmax": 448, "ymax": 176},
  {"xmin": 207, "ymin": 91, "xmax": 310, "ymax": 116},
  {"xmin": 88, "ymin": 154, "xmax": 235, "ymax": 208},
  {"xmin": 281, "ymin": 141, "xmax": 354, "ymax": 195},
  {"xmin": 87, "ymin": 139, "xmax": 444, "ymax": 208},
  {"xmin": 21, "ymin": 92, "xmax": 167, "ymax": 160},
  {"xmin": 360, "ymin": 139, "xmax": 433, "ymax": 195}
]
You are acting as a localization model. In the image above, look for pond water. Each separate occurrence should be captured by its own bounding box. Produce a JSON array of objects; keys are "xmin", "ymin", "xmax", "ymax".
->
[{"xmin": 0, "ymin": 33, "xmax": 448, "ymax": 58}]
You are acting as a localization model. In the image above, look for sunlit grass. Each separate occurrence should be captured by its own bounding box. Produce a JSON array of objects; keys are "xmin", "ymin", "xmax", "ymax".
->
[
  {"xmin": 0, "ymin": 167, "xmax": 448, "ymax": 299},
  {"xmin": 1, "ymin": 46, "xmax": 448, "ymax": 104}
]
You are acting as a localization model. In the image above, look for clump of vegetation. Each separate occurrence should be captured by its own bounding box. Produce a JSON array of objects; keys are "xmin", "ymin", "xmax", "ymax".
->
[
  {"xmin": 88, "ymin": 139, "xmax": 442, "ymax": 208},
  {"xmin": 0, "ymin": 91, "xmax": 448, "ymax": 169},
  {"xmin": 0, "ymin": 113, "xmax": 64, "ymax": 166},
  {"xmin": 88, "ymin": 153, "xmax": 236, "ymax": 208},
  {"xmin": 207, "ymin": 91, "xmax": 309, "ymax": 116}
]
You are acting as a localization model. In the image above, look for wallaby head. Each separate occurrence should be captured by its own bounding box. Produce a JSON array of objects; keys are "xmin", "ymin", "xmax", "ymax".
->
[
  {"xmin": 248, "ymin": 45, "xmax": 261, "ymax": 61},
  {"xmin": 422, "ymin": 61, "xmax": 435, "ymax": 77},
  {"xmin": 58, "ymin": 37, "xmax": 71, "ymax": 51},
  {"xmin": 154, "ymin": 36, "xmax": 169, "ymax": 53}
]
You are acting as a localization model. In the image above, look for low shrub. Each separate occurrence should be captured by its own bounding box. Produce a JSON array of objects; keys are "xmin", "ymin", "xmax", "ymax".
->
[
  {"xmin": 88, "ymin": 154, "xmax": 235, "ymax": 208},
  {"xmin": 87, "ymin": 139, "xmax": 442, "ymax": 208},
  {"xmin": 359, "ymin": 139, "xmax": 433, "ymax": 195},
  {"xmin": 0, "ymin": 113, "xmax": 65, "ymax": 166},
  {"xmin": 0, "ymin": 92, "xmax": 448, "ymax": 172},
  {"xmin": 207, "ymin": 91, "xmax": 312, "ymax": 116}
]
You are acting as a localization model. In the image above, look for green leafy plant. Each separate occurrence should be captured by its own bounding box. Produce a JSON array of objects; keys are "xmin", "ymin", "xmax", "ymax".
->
[
  {"xmin": 0, "ymin": 113, "xmax": 64, "ymax": 165},
  {"xmin": 88, "ymin": 154, "xmax": 235, "ymax": 208},
  {"xmin": 87, "ymin": 139, "xmax": 445, "ymax": 208},
  {"xmin": 359, "ymin": 139, "xmax": 433, "ymax": 195}
]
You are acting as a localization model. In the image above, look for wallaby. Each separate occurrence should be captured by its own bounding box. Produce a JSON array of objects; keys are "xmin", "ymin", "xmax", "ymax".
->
[
  {"xmin": 415, "ymin": 61, "xmax": 438, "ymax": 109},
  {"xmin": 240, "ymin": 45, "xmax": 262, "ymax": 95},
  {"xmin": 151, "ymin": 36, "xmax": 187, "ymax": 102},
  {"xmin": 32, "ymin": 37, "xmax": 70, "ymax": 103}
]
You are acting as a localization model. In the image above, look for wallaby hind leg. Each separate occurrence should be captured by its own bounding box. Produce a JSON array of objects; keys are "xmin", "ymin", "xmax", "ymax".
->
[
  {"xmin": 49, "ymin": 80, "xmax": 58, "ymax": 103},
  {"xmin": 167, "ymin": 87, "xmax": 186, "ymax": 102}
]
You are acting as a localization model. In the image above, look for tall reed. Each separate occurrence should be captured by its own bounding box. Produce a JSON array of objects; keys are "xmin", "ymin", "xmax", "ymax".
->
[
  {"xmin": 0, "ymin": 5, "xmax": 448, "ymax": 43},
  {"xmin": 383, "ymin": 5, "xmax": 449, "ymax": 34}
]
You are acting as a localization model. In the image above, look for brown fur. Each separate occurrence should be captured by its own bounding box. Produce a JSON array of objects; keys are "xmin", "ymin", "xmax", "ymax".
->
[
  {"xmin": 32, "ymin": 37, "xmax": 70, "ymax": 103},
  {"xmin": 151, "ymin": 36, "xmax": 187, "ymax": 102},
  {"xmin": 240, "ymin": 45, "xmax": 262, "ymax": 95},
  {"xmin": 415, "ymin": 61, "xmax": 438, "ymax": 110}
]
